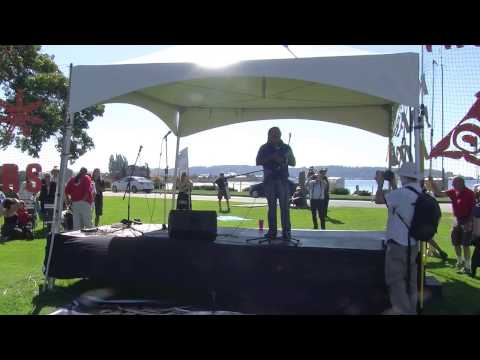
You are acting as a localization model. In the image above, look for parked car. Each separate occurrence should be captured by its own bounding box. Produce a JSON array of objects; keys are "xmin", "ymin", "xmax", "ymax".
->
[{"xmin": 111, "ymin": 176, "xmax": 154, "ymax": 193}]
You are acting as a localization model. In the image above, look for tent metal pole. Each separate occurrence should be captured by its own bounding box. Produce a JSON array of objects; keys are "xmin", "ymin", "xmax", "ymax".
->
[
  {"xmin": 388, "ymin": 106, "xmax": 393, "ymax": 170},
  {"xmin": 43, "ymin": 63, "xmax": 74, "ymax": 292},
  {"xmin": 171, "ymin": 110, "xmax": 181, "ymax": 211},
  {"xmin": 416, "ymin": 45, "xmax": 426, "ymax": 313}
]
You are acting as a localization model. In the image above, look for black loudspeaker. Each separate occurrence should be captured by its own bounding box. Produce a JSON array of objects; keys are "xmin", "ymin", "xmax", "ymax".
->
[{"xmin": 168, "ymin": 210, "xmax": 217, "ymax": 242}]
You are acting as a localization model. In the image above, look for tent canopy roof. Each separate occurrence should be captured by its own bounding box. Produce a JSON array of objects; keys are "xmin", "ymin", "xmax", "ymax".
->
[{"xmin": 69, "ymin": 46, "xmax": 419, "ymax": 137}]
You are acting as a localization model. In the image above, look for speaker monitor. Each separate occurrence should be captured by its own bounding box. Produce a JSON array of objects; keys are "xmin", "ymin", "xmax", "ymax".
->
[{"xmin": 168, "ymin": 210, "xmax": 217, "ymax": 242}]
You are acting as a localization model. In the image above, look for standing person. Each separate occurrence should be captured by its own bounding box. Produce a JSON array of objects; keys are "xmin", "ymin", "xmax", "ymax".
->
[
  {"xmin": 307, "ymin": 172, "xmax": 328, "ymax": 229},
  {"xmin": 428, "ymin": 176, "xmax": 475, "ymax": 274},
  {"xmin": 176, "ymin": 172, "xmax": 193, "ymax": 210},
  {"xmin": 375, "ymin": 162, "xmax": 422, "ymax": 315},
  {"xmin": 471, "ymin": 184, "xmax": 480, "ymax": 278},
  {"xmin": 319, "ymin": 168, "xmax": 330, "ymax": 218},
  {"xmin": 256, "ymin": 127, "xmax": 296, "ymax": 240},
  {"xmin": 65, "ymin": 167, "xmax": 94, "ymax": 231},
  {"xmin": 92, "ymin": 169, "xmax": 105, "ymax": 226},
  {"xmin": 419, "ymin": 179, "xmax": 448, "ymax": 261},
  {"xmin": 38, "ymin": 173, "xmax": 57, "ymax": 219},
  {"xmin": 214, "ymin": 173, "xmax": 230, "ymax": 213},
  {"xmin": 307, "ymin": 167, "xmax": 315, "ymax": 181}
]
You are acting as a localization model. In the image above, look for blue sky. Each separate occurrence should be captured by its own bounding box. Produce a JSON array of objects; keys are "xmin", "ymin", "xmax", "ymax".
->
[{"xmin": 2, "ymin": 45, "xmax": 423, "ymax": 174}]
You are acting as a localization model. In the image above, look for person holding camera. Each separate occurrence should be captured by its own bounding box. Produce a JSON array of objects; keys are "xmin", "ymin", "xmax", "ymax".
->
[
  {"xmin": 256, "ymin": 127, "xmax": 296, "ymax": 241},
  {"xmin": 214, "ymin": 173, "xmax": 230, "ymax": 213},
  {"xmin": 307, "ymin": 172, "xmax": 328, "ymax": 229},
  {"xmin": 375, "ymin": 162, "xmax": 422, "ymax": 315}
]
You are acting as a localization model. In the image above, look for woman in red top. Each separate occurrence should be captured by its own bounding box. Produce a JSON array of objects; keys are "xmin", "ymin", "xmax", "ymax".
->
[
  {"xmin": 65, "ymin": 167, "xmax": 94, "ymax": 230},
  {"xmin": 429, "ymin": 176, "xmax": 476, "ymax": 274}
]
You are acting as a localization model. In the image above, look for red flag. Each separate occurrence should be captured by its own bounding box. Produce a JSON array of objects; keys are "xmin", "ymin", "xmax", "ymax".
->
[{"xmin": 429, "ymin": 92, "xmax": 480, "ymax": 165}]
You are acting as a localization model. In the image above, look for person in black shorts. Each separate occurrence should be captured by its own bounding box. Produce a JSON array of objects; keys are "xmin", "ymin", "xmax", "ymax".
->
[
  {"xmin": 214, "ymin": 173, "xmax": 230, "ymax": 213},
  {"xmin": 92, "ymin": 168, "xmax": 105, "ymax": 226}
]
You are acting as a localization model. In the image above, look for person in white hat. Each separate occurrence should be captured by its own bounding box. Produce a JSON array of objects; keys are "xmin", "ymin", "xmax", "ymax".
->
[{"xmin": 375, "ymin": 162, "xmax": 423, "ymax": 315}]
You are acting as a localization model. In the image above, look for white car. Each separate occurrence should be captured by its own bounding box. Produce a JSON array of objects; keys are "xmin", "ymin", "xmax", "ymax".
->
[{"xmin": 111, "ymin": 176, "xmax": 154, "ymax": 193}]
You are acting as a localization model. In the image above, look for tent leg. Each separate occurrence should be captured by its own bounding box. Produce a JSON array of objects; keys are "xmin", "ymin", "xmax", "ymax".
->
[
  {"xmin": 171, "ymin": 111, "xmax": 181, "ymax": 211},
  {"xmin": 43, "ymin": 64, "xmax": 74, "ymax": 292}
]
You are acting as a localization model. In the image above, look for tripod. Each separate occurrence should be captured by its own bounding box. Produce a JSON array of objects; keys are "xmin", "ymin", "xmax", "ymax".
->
[
  {"xmin": 113, "ymin": 145, "xmax": 145, "ymax": 236},
  {"xmin": 246, "ymin": 232, "xmax": 300, "ymax": 246}
]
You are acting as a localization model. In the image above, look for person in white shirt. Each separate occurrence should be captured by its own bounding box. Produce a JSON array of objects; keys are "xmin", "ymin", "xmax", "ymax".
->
[
  {"xmin": 307, "ymin": 172, "xmax": 328, "ymax": 229},
  {"xmin": 375, "ymin": 162, "xmax": 422, "ymax": 315}
]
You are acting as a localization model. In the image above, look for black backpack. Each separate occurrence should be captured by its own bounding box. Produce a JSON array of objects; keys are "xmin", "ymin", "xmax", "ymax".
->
[{"xmin": 403, "ymin": 186, "xmax": 442, "ymax": 242}]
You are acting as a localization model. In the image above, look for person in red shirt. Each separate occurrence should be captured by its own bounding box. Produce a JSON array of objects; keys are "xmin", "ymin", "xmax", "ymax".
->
[
  {"xmin": 429, "ymin": 176, "xmax": 475, "ymax": 274},
  {"xmin": 17, "ymin": 201, "xmax": 33, "ymax": 227},
  {"xmin": 65, "ymin": 167, "xmax": 94, "ymax": 230}
]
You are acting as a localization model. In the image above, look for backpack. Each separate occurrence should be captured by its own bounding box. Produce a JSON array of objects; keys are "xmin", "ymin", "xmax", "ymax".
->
[{"xmin": 405, "ymin": 186, "xmax": 442, "ymax": 242}]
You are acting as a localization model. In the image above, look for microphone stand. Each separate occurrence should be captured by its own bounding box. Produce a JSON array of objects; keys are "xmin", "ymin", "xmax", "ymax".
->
[
  {"xmin": 115, "ymin": 145, "xmax": 144, "ymax": 236},
  {"xmin": 162, "ymin": 131, "xmax": 172, "ymax": 230}
]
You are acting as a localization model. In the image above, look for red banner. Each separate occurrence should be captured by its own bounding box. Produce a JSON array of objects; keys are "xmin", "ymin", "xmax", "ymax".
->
[
  {"xmin": 0, "ymin": 89, "xmax": 43, "ymax": 139},
  {"xmin": 25, "ymin": 163, "xmax": 42, "ymax": 193},
  {"xmin": 1, "ymin": 163, "xmax": 43, "ymax": 193},
  {"xmin": 425, "ymin": 45, "xmax": 480, "ymax": 52},
  {"xmin": 429, "ymin": 92, "xmax": 480, "ymax": 165}
]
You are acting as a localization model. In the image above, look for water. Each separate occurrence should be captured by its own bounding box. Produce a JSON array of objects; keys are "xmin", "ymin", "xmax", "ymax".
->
[
  {"xmin": 344, "ymin": 179, "xmax": 480, "ymax": 194},
  {"xmin": 165, "ymin": 179, "xmax": 480, "ymax": 194}
]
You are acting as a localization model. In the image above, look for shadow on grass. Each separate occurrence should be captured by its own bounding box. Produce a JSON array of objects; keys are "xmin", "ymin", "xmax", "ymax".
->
[
  {"xmin": 31, "ymin": 279, "xmax": 104, "ymax": 315},
  {"xmin": 33, "ymin": 228, "xmax": 48, "ymax": 239},
  {"xmin": 424, "ymin": 276, "xmax": 480, "ymax": 315},
  {"xmin": 325, "ymin": 216, "xmax": 345, "ymax": 225}
]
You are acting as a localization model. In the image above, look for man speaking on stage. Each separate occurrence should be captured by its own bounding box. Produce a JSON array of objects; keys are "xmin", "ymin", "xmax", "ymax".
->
[{"xmin": 256, "ymin": 127, "xmax": 296, "ymax": 241}]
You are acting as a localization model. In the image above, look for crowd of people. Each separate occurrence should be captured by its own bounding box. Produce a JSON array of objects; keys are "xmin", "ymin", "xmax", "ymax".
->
[
  {"xmin": 374, "ymin": 162, "xmax": 480, "ymax": 314},
  {"xmin": 1, "ymin": 167, "xmax": 105, "ymax": 241}
]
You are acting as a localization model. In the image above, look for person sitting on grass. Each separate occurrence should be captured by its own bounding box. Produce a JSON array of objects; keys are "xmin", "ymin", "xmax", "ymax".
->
[
  {"xmin": 214, "ymin": 173, "xmax": 230, "ymax": 213},
  {"xmin": 17, "ymin": 201, "xmax": 33, "ymax": 230},
  {"xmin": 1, "ymin": 198, "xmax": 33, "ymax": 241}
]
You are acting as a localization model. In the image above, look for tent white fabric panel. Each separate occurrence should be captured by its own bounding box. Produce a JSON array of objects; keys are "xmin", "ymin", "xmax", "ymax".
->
[{"xmin": 69, "ymin": 52, "xmax": 419, "ymax": 137}]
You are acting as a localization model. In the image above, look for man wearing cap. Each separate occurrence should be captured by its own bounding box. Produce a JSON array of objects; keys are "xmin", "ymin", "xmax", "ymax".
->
[
  {"xmin": 375, "ymin": 162, "xmax": 422, "ymax": 315},
  {"xmin": 319, "ymin": 168, "xmax": 330, "ymax": 217}
]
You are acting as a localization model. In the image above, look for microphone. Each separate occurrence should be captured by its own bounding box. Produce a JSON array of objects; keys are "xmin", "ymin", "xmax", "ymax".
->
[
  {"xmin": 163, "ymin": 130, "xmax": 172, "ymax": 139},
  {"xmin": 138, "ymin": 145, "xmax": 143, "ymax": 153}
]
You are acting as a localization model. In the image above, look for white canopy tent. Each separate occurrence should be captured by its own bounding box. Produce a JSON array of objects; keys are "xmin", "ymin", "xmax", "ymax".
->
[{"xmin": 44, "ymin": 45, "xmax": 421, "ymax": 289}]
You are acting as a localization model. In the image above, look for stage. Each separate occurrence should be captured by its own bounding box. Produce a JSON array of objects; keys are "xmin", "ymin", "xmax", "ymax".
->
[{"xmin": 45, "ymin": 224, "xmax": 399, "ymax": 314}]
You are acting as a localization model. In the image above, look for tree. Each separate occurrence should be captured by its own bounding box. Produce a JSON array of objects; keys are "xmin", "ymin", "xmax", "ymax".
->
[
  {"xmin": 108, "ymin": 153, "xmax": 129, "ymax": 179},
  {"xmin": 0, "ymin": 45, "xmax": 105, "ymax": 160}
]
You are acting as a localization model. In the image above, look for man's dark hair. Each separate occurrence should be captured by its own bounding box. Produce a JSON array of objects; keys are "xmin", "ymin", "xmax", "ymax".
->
[
  {"xmin": 75, "ymin": 167, "xmax": 88, "ymax": 183},
  {"xmin": 3, "ymin": 198, "xmax": 17, "ymax": 210},
  {"xmin": 453, "ymin": 176, "xmax": 465, "ymax": 186}
]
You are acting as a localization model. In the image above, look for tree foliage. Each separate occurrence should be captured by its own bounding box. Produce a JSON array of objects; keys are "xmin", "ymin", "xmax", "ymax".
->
[
  {"xmin": 108, "ymin": 153, "xmax": 129, "ymax": 178},
  {"xmin": 0, "ymin": 45, "xmax": 105, "ymax": 160}
]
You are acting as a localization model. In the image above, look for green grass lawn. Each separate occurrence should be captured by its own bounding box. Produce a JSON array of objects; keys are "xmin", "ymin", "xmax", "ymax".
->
[{"xmin": 0, "ymin": 196, "xmax": 478, "ymax": 315}]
